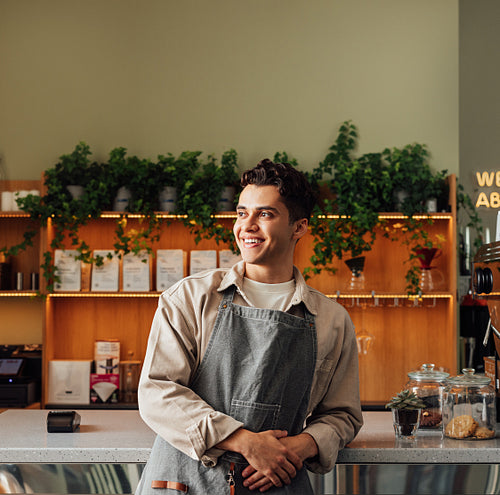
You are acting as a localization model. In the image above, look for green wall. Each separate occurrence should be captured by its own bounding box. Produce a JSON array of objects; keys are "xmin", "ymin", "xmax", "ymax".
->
[
  {"xmin": 459, "ymin": 0, "xmax": 500, "ymax": 237},
  {"xmin": 0, "ymin": 0, "xmax": 459, "ymax": 180}
]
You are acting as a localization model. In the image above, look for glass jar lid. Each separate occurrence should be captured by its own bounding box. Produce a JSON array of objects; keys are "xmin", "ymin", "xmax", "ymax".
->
[
  {"xmin": 446, "ymin": 368, "xmax": 491, "ymax": 386},
  {"xmin": 407, "ymin": 363, "xmax": 449, "ymax": 381}
]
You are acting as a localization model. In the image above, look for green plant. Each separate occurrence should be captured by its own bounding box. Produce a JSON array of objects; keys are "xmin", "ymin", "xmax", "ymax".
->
[
  {"xmin": 303, "ymin": 121, "xmax": 453, "ymax": 294},
  {"xmin": 177, "ymin": 151, "xmax": 239, "ymax": 250},
  {"xmin": 385, "ymin": 389, "xmax": 426, "ymax": 410},
  {"xmin": 220, "ymin": 148, "xmax": 240, "ymax": 187},
  {"xmin": 51, "ymin": 141, "xmax": 94, "ymax": 187},
  {"xmin": 383, "ymin": 144, "xmax": 448, "ymax": 215},
  {"xmin": 11, "ymin": 143, "xmax": 109, "ymax": 291},
  {"xmin": 306, "ymin": 121, "xmax": 388, "ymax": 278},
  {"xmin": 157, "ymin": 151, "xmax": 202, "ymax": 194}
]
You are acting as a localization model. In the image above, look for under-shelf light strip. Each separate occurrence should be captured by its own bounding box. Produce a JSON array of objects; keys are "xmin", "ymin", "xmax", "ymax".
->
[
  {"xmin": 0, "ymin": 291, "xmax": 39, "ymax": 297},
  {"xmin": 64, "ymin": 212, "xmax": 453, "ymax": 221},
  {"xmin": 45, "ymin": 292, "xmax": 452, "ymax": 299},
  {"xmin": 48, "ymin": 292, "xmax": 159, "ymax": 298}
]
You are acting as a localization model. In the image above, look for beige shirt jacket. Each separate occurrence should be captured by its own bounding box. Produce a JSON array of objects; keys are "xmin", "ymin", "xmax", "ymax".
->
[{"xmin": 138, "ymin": 262, "xmax": 363, "ymax": 475}]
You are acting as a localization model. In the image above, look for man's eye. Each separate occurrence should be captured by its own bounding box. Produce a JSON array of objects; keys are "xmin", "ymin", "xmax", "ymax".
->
[{"xmin": 261, "ymin": 211, "xmax": 271, "ymax": 217}]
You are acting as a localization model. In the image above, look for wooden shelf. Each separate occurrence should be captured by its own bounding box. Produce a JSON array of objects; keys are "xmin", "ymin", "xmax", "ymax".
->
[{"xmin": 0, "ymin": 177, "xmax": 458, "ymax": 407}]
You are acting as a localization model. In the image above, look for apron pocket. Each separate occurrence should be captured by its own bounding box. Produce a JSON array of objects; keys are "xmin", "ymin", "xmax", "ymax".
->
[{"xmin": 230, "ymin": 399, "xmax": 280, "ymax": 432}]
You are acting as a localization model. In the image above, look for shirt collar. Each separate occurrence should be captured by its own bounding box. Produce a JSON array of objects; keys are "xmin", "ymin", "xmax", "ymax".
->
[{"xmin": 218, "ymin": 261, "xmax": 318, "ymax": 316}]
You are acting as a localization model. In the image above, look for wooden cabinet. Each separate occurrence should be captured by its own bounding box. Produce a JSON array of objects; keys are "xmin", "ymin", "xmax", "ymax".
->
[
  {"xmin": 0, "ymin": 180, "xmax": 43, "ymax": 345},
  {"xmin": 1, "ymin": 178, "xmax": 457, "ymax": 408}
]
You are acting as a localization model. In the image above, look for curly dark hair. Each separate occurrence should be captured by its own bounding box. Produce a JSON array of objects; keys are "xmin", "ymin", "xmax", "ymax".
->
[{"xmin": 240, "ymin": 159, "xmax": 316, "ymax": 222}]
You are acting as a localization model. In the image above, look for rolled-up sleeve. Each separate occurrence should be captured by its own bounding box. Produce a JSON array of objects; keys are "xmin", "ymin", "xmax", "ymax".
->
[{"xmin": 138, "ymin": 287, "xmax": 243, "ymax": 466}]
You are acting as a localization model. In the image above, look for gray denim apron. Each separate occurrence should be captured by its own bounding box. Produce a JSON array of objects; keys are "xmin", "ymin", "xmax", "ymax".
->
[{"xmin": 137, "ymin": 286, "xmax": 317, "ymax": 495}]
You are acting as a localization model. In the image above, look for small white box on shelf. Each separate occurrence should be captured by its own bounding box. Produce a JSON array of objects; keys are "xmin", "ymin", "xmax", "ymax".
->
[
  {"xmin": 54, "ymin": 250, "xmax": 81, "ymax": 291},
  {"xmin": 219, "ymin": 250, "xmax": 242, "ymax": 268},
  {"xmin": 91, "ymin": 250, "xmax": 119, "ymax": 292},
  {"xmin": 156, "ymin": 249, "xmax": 185, "ymax": 291},
  {"xmin": 48, "ymin": 359, "xmax": 92, "ymax": 405},
  {"xmin": 122, "ymin": 250, "xmax": 151, "ymax": 291},
  {"xmin": 190, "ymin": 250, "xmax": 217, "ymax": 275}
]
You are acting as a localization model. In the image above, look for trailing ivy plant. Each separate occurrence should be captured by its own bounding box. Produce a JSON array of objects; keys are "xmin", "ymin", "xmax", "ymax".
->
[
  {"xmin": 177, "ymin": 150, "xmax": 239, "ymax": 251},
  {"xmin": 305, "ymin": 121, "xmax": 388, "ymax": 278},
  {"xmin": 103, "ymin": 147, "xmax": 163, "ymax": 259},
  {"xmin": 303, "ymin": 121, "xmax": 452, "ymax": 294},
  {"xmin": 12, "ymin": 143, "xmax": 110, "ymax": 291}
]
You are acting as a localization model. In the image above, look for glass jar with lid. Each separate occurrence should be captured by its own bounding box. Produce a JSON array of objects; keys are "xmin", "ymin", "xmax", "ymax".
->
[
  {"xmin": 406, "ymin": 363, "xmax": 449, "ymax": 429},
  {"xmin": 443, "ymin": 368, "xmax": 496, "ymax": 440}
]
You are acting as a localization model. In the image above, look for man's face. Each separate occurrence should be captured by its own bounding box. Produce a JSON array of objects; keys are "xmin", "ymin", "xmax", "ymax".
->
[{"xmin": 234, "ymin": 185, "xmax": 306, "ymax": 276}]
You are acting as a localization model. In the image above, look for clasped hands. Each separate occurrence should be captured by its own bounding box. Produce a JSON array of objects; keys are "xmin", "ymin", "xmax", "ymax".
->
[{"xmin": 217, "ymin": 429, "xmax": 318, "ymax": 492}]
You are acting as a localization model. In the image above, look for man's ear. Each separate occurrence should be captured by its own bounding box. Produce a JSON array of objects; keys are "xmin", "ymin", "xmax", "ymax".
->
[{"xmin": 293, "ymin": 218, "xmax": 309, "ymax": 240}]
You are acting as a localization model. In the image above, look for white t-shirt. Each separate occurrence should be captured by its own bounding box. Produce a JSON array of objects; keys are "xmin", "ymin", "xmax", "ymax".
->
[{"xmin": 242, "ymin": 277, "xmax": 295, "ymax": 311}]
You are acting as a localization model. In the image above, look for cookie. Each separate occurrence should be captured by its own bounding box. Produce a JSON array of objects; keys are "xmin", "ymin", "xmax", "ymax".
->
[
  {"xmin": 472, "ymin": 426, "xmax": 495, "ymax": 439},
  {"xmin": 445, "ymin": 415, "xmax": 478, "ymax": 439}
]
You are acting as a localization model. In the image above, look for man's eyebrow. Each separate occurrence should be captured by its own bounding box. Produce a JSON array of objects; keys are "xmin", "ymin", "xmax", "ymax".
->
[{"xmin": 236, "ymin": 205, "xmax": 279, "ymax": 212}]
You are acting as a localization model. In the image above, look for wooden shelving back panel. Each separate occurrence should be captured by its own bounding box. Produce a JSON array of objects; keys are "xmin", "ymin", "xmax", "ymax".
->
[
  {"xmin": 45, "ymin": 297, "xmax": 157, "ymax": 362},
  {"xmin": 41, "ymin": 215, "xmax": 456, "ymax": 405},
  {"xmin": 295, "ymin": 217, "xmax": 454, "ymax": 295}
]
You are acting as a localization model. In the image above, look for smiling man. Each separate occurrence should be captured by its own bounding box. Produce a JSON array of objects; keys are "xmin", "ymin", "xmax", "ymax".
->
[{"xmin": 136, "ymin": 159, "xmax": 362, "ymax": 495}]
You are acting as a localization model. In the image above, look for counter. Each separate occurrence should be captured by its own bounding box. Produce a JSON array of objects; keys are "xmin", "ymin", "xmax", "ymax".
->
[
  {"xmin": 0, "ymin": 409, "xmax": 154, "ymax": 463},
  {"xmin": 339, "ymin": 411, "xmax": 500, "ymax": 464},
  {"xmin": 2, "ymin": 410, "xmax": 500, "ymax": 464},
  {"xmin": 1, "ymin": 410, "xmax": 500, "ymax": 494}
]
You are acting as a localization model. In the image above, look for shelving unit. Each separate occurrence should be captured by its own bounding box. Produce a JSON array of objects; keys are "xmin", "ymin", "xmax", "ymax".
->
[
  {"xmin": 1, "ymin": 177, "xmax": 457, "ymax": 408},
  {"xmin": 0, "ymin": 181, "xmax": 43, "ymax": 346}
]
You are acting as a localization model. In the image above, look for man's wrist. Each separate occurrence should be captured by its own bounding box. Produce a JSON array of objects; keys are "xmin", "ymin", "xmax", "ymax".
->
[
  {"xmin": 296, "ymin": 432, "xmax": 319, "ymax": 461},
  {"xmin": 215, "ymin": 427, "xmax": 253, "ymax": 455}
]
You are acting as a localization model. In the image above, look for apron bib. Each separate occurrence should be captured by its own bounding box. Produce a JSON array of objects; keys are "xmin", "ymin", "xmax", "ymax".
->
[{"xmin": 137, "ymin": 286, "xmax": 317, "ymax": 494}]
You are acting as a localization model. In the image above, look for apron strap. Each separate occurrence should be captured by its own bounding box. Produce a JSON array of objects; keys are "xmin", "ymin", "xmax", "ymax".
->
[{"xmin": 151, "ymin": 480, "xmax": 189, "ymax": 492}]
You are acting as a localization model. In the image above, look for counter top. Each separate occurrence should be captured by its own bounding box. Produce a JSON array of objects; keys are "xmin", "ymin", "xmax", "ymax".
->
[
  {"xmin": 0, "ymin": 409, "xmax": 155, "ymax": 463},
  {"xmin": 338, "ymin": 411, "xmax": 500, "ymax": 464},
  {"xmin": 1, "ymin": 410, "xmax": 500, "ymax": 464}
]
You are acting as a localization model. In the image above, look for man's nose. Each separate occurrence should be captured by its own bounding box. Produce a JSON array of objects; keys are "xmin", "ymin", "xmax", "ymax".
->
[{"xmin": 241, "ymin": 214, "xmax": 258, "ymax": 231}]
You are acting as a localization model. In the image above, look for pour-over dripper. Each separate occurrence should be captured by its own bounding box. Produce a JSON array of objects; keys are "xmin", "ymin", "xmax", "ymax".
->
[
  {"xmin": 416, "ymin": 248, "xmax": 444, "ymax": 291},
  {"xmin": 416, "ymin": 247, "xmax": 441, "ymax": 269},
  {"xmin": 345, "ymin": 256, "xmax": 366, "ymax": 291}
]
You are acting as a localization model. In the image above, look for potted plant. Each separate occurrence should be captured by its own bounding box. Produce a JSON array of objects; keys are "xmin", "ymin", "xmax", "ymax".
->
[
  {"xmin": 104, "ymin": 147, "xmax": 134, "ymax": 212},
  {"xmin": 157, "ymin": 151, "xmax": 202, "ymax": 212},
  {"xmin": 305, "ymin": 122, "xmax": 389, "ymax": 278},
  {"xmin": 386, "ymin": 389, "xmax": 426, "ymax": 439},
  {"xmin": 177, "ymin": 152, "xmax": 237, "ymax": 248},
  {"xmin": 11, "ymin": 143, "xmax": 109, "ymax": 291},
  {"xmin": 48, "ymin": 141, "xmax": 97, "ymax": 200},
  {"xmin": 383, "ymin": 143, "xmax": 448, "ymax": 215},
  {"xmin": 218, "ymin": 148, "xmax": 240, "ymax": 211}
]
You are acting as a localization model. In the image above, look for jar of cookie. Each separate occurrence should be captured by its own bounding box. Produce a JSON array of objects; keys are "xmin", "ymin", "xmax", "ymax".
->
[
  {"xmin": 407, "ymin": 363, "xmax": 449, "ymax": 430},
  {"xmin": 443, "ymin": 368, "xmax": 496, "ymax": 440}
]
